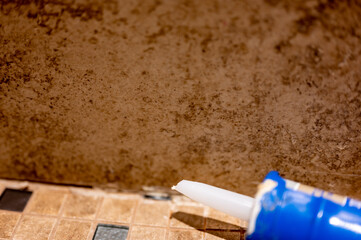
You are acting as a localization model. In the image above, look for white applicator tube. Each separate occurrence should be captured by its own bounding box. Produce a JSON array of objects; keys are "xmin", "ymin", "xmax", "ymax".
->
[
  {"xmin": 172, "ymin": 180, "xmax": 254, "ymax": 221},
  {"xmin": 172, "ymin": 172, "xmax": 361, "ymax": 240}
]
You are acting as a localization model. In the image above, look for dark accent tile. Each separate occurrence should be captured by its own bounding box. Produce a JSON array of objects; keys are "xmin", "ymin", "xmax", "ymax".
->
[
  {"xmin": 92, "ymin": 224, "xmax": 129, "ymax": 240},
  {"xmin": 0, "ymin": 188, "xmax": 32, "ymax": 212}
]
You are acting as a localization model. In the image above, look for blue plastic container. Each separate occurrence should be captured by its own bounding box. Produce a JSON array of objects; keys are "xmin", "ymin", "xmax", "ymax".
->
[{"xmin": 246, "ymin": 171, "xmax": 361, "ymax": 240}]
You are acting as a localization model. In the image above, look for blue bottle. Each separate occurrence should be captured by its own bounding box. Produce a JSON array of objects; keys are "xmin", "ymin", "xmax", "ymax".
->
[{"xmin": 247, "ymin": 171, "xmax": 361, "ymax": 240}]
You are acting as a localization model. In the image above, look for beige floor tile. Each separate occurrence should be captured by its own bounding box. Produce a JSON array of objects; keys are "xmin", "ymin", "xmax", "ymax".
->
[
  {"xmin": 98, "ymin": 198, "xmax": 138, "ymax": 223},
  {"xmin": 0, "ymin": 210, "xmax": 21, "ymax": 239},
  {"xmin": 130, "ymin": 226, "xmax": 166, "ymax": 240},
  {"xmin": 168, "ymin": 229, "xmax": 204, "ymax": 240},
  {"xmin": 204, "ymin": 231, "xmax": 240, "ymax": 240},
  {"xmin": 170, "ymin": 205, "xmax": 205, "ymax": 229},
  {"xmin": 206, "ymin": 208, "xmax": 240, "ymax": 230},
  {"xmin": 26, "ymin": 189, "xmax": 67, "ymax": 216},
  {"xmin": 133, "ymin": 200, "xmax": 170, "ymax": 227},
  {"xmin": 13, "ymin": 215, "xmax": 56, "ymax": 240},
  {"xmin": 62, "ymin": 193, "xmax": 99, "ymax": 219},
  {"xmin": 53, "ymin": 219, "xmax": 92, "ymax": 240}
]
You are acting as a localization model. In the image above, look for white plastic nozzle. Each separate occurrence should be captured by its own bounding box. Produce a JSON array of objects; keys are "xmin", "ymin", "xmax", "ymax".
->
[{"xmin": 172, "ymin": 180, "xmax": 254, "ymax": 222}]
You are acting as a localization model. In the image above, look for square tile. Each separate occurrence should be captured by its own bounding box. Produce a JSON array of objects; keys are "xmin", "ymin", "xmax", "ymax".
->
[
  {"xmin": 53, "ymin": 219, "xmax": 92, "ymax": 240},
  {"xmin": 170, "ymin": 205, "xmax": 205, "ymax": 229},
  {"xmin": 130, "ymin": 226, "xmax": 166, "ymax": 240},
  {"xmin": 133, "ymin": 200, "xmax": 170, "ymax": 227},
  {"xmin": 204, "ymin": 231, "xmax": 240, "ymax": 240},
  {"xmin": 62, "ymin": 193, "xmax": 99, "ymax": 219},
  {"xmin": 0, "ymin": 189, "xmax": 32, "ymax": 212},
  {"xmin": 0, "ymin": 210, "xmax": 21, "ymax": 238},
  {"xmin": 26, "ymin": 189, "xmax": 67, "ymax": 215},
  {"xmin": 98, "ymin": 198, "xmax": 137, "ymax": 223},
  {"xmin": 93, "ymin": 224, "xmax": 128, "ymax": 240},
  {"xmin": 13, "ymin": 215, "xmax": 56, "ymax": 240},
  {"xmin": 168, "ymin": 229, "xmax": 204, "ymax": 240},
  {"xmin": 206, "ymin": 208, "xmax": 241, "ymax": 230}
]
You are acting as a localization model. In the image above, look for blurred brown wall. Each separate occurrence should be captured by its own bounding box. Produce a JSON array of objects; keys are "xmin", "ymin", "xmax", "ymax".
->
[{"xmin": 0, "ymin": 0, "xmax": 360, "ymax": 197}]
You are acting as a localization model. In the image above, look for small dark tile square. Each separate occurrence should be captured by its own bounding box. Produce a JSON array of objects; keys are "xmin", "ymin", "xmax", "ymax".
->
[
  {"xmin": 93, "ymin": 224, "xmax": 129, "ymax": 240},
  {"xmin": 0, "ymin": 188, "xmax": 32, "ymax": 212}
]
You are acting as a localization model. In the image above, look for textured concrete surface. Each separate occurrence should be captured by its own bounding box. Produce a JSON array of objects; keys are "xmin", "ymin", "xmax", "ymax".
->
[{"xmin": 0, "ymin": 0, "xmax": 360, "ymax": 198}]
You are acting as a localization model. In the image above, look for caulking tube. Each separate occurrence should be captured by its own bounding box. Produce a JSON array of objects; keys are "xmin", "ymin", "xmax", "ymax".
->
[{"xmin": 172, "ymin": 171, "xmax": 361, "ymax": 240}]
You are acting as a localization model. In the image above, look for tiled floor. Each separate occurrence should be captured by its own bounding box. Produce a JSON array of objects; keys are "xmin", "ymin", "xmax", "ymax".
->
[{"xmin": 0, "ymin": 180, "xmax": 247, "ymax": 240}]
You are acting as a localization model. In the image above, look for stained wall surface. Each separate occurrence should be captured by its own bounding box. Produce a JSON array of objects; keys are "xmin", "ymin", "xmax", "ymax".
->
[{"xmin": 0, "ymin": 0, "xmax": 360, "ymax": 197}]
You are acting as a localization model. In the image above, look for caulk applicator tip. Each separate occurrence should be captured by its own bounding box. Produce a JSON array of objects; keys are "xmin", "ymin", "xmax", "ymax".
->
[{"xmin": 172, "ymin": 179, "xmax": 254, "ymax": 221}]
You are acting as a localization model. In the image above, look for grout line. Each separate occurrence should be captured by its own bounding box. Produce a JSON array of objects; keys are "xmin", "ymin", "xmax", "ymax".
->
[
  {"xmin": 48, "ymin": 192, "xmax": 69, "ymax": 240},
  {"xmin": 22, "ymin": 213, "xmax": 58, "ymax": 218},
  {"xmin": 204, "ymin": 207, "xmax": 209, "ymax": 240},
  {"xmin": 164, "ymin": 201, "xmax": 172, "ymax": 240},
  {"xmin": 9, "ymin": 189, "xmax": 37, "ymax": 240},
  {"xmin": 94, "ymin": 197, "xmax": 104, "ymax": 219},
  {"xmin": 9, "ymin": 212, "xmax": 23, "ymax": 240},
  {"xmin": 20, "ymin": 212, "xmax": 207, "ymax": 228},
  {"xmin": 91, "ymin": 220, "xmax": 131, "ymax": 227},
  {"xmin": 12, "ymin": 211, "xmax": 242, "ymax": 231},
  {"xmin": 126, "ymin": 197, "xmax": 141, "ymax": 240},
  {"xmin": 86, "ymin": 222, "xmax": 97, "ymax": 240},
  {"xmin": 18, "ymin": 215, "xmax": 235, "ymax": 230},
  {"xmin": 23, "ymin": 212, "xmax": 95, "ymax": 220},
  {"xmin": 86, "ymin": 196, "xmax": 104, "ymax": 240},
  {"xmin": 129, "ymin": 223, "xmax": 242, "ymax": 231}
]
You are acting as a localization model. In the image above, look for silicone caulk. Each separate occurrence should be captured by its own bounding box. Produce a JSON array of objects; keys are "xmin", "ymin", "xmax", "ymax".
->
[{"xmin": 172, "ymin": 171, "xmax": 361, "ymax": 240}]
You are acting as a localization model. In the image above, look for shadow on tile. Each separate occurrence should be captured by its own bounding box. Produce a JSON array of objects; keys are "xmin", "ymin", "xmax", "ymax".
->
[
  {"xmin": 205, "ymin": 230, "xmax": 243, "ymax": 240},
  {"xmin": 171, "ymin": 211, "xmax": 246, "ymax": 240}
]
